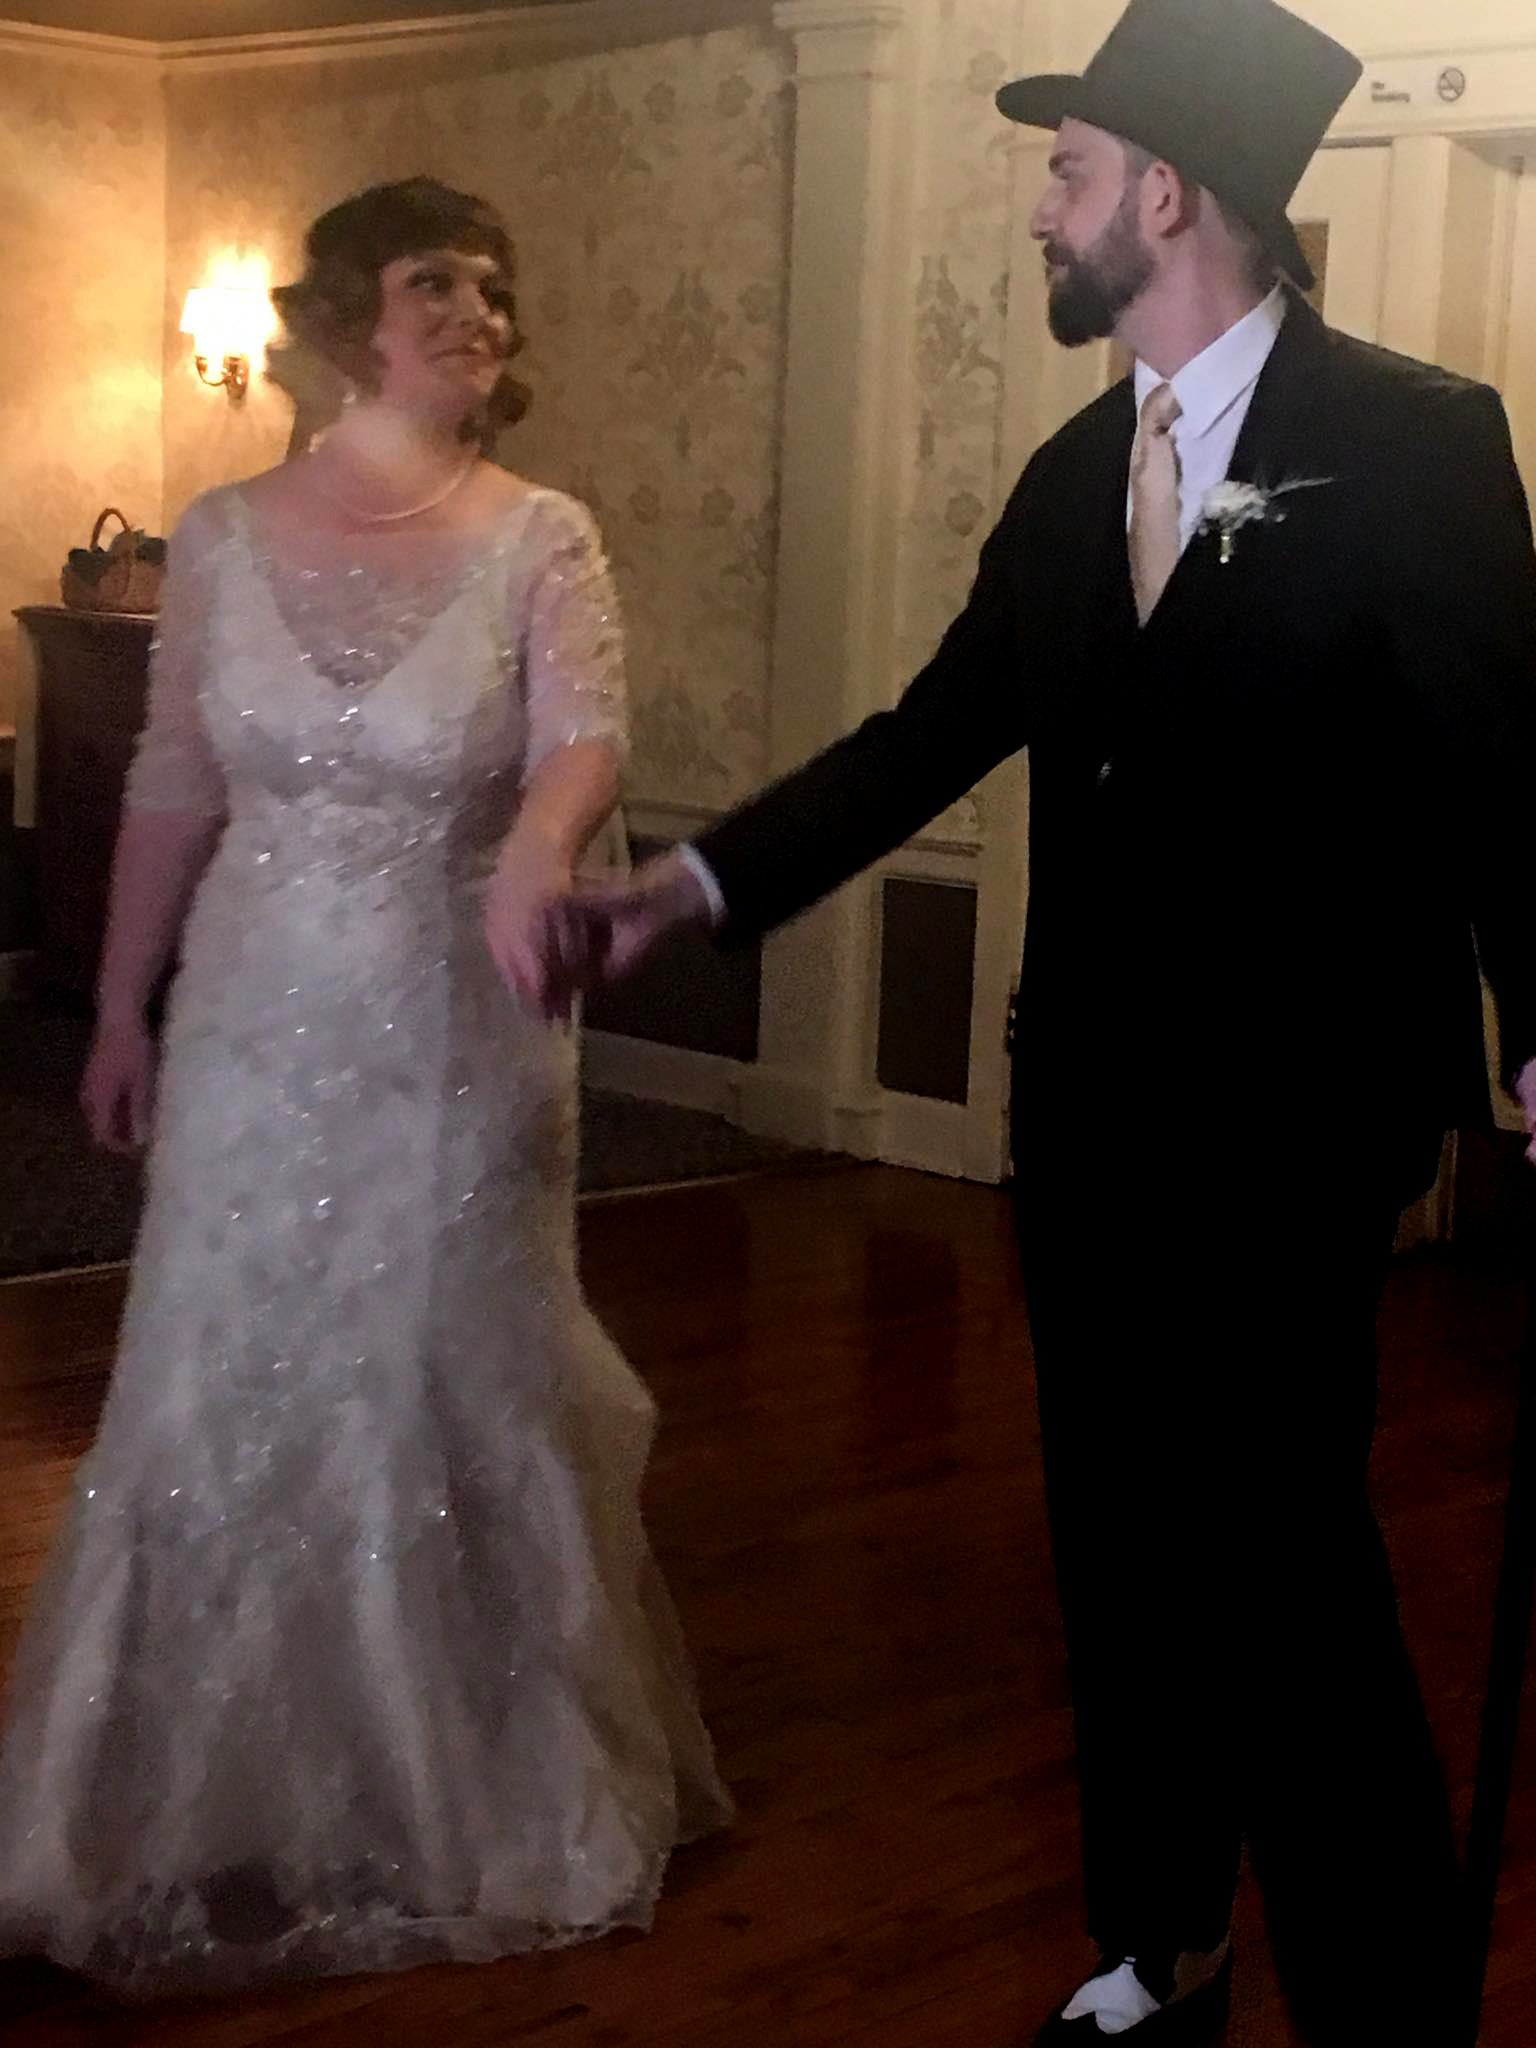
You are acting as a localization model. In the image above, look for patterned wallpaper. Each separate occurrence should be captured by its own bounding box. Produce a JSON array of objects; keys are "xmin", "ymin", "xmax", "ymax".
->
[
  {"xmin": 895, "ymin": 0, "xmax": 1021, "ymax": 845},
  {"xmin": 899, "ymin": 0, "xmax": 1015, "ymax": 670},
  {"xmin": 0, "ymin": 46, "xmax": 164, "ymax": 731},
  {"xmin": 161, "ymin": 26, "xmax": 791, "ymax": 815}
]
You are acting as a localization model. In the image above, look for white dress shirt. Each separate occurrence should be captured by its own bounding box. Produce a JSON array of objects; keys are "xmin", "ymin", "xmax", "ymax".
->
[
  {"xmin": 1131, "ymin": 284, "xmax": 1288, "ymax": 550},
  {"xmin": 679, "ymin": 287, "xmax": 1291, "ymax": 926}
]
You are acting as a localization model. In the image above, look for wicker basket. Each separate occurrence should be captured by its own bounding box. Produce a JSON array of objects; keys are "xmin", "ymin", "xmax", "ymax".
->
[{"xmin": 60, "ymin": 507, "xmax": 166, "ymax": 615}]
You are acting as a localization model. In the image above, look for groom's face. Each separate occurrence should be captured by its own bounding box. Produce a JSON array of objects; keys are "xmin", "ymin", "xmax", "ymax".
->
[{"xmin": 1031, "ymin": 119, "xmax": 1155, "ymax": 348}]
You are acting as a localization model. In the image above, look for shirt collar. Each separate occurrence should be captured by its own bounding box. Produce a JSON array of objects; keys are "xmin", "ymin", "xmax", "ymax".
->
[{"xmin": 1133, "ymin": 285, "xmax": 1288, "ymax": 440}]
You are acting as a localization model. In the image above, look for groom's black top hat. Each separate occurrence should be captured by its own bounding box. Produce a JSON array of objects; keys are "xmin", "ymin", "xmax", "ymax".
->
[{"xmin": 996, "ymin": 0, "xmax": 1363, "ymax": 293}]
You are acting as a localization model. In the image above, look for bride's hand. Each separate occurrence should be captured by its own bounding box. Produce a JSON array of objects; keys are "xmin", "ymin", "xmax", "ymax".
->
[
  {"xmin": 484, "ymin": 844, "xmax": 572, "ymax": 1016},
  {"xmin": 81, "ymin": 1010, "xmax": 158, "ymax": 1154},
  {"xmin": 535, "ymin": 853, "xmax": 715, "ymax": 1025}
]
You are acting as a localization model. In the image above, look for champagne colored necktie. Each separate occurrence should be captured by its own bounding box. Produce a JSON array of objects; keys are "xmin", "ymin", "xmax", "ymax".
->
[{"xmin": 1129, "ymin": 382, "xmax": 1183, "ymax": 627}]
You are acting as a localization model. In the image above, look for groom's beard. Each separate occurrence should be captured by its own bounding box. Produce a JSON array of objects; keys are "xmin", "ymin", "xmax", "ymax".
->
[{"xmin": 1044, "ymin": 189, "xmax": 1154, "ymax": 347}]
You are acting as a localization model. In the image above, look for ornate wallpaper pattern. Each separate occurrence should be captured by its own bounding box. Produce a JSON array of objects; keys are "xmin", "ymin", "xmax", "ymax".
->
[
  {"xmin": 0, "ymin": 48, "xmax": 164, "ymax": 732},
  {"xmin": 896, "ymin": 0, "xmax": 1022, "ymax": 843},
  {"xmin": 162, "ymin": 26, "xmax": 791, "ymax": 815}
]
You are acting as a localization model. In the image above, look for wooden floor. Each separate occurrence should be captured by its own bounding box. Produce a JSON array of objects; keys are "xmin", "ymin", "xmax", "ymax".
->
[{"xmin": 0, "ymin": 1161, "xmax": 1532, "ymax": 2045}]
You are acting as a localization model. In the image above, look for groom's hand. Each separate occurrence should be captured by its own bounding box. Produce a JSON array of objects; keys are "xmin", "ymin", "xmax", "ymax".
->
[
  {"xmin": 534, "ymin": 852, "xmax": 715, "ymax": 1025},
  {"xmin": 1517, "ymin": 1059, "xmax": 1536, "ymax": 1168}
]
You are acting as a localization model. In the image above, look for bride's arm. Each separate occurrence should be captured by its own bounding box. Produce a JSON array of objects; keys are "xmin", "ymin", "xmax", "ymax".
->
[
  {"xmin": 485, "ymin": 741, "xmax": 622, "ymax": 1013},
  {"xmin": 94, "ymin": 811, "xmax": 226, "ymax": 1031},
  {"xmin": 83, "ymin": 497, "xmax": 229, "ymax": 1150},
  {"xmin": 485, "ymin": 497, "xmax": 627, "ymax": 1011}
]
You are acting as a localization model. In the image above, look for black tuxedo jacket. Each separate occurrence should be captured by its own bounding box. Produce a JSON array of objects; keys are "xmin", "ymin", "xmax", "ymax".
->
[{"xmin": 697, "ymin": 292, "xmax": 1536, "ymax": 1152}]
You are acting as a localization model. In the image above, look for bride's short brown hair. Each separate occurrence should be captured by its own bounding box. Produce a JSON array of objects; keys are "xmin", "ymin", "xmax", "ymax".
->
[{"xmin": 272, "ymin": 176, "xmax": 532, "ymax": 441}]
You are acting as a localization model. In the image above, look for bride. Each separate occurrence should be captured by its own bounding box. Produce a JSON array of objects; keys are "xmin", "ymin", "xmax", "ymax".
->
[{"xmin": 0, "ymin": 176, "xmax": 729, "ymax": 1996}]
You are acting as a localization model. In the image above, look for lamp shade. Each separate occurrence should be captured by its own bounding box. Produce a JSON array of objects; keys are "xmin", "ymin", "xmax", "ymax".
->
[{"xmin": 179, "ymin": 285, "xmax": 271, "ymax": 362}]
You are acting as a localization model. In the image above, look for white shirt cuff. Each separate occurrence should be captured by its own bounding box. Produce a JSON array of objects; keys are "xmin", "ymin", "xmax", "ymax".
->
[{"xmin": 674, "ymin": 841, "xmax": 727, "ymax": 928}]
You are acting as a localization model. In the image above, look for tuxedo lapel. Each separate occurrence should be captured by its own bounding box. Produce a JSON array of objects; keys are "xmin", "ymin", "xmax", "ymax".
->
[
  {"xmin": 1142, "ymin": 287, "xmax": 1333, "ymax": 635},
  {"xmin": 1083, "ymin": 378, "xmax": 1140, "ymax": 640},
  {"xmin": 1224, "ymin": 286, "xmax": 1332, "ymax": 490}
]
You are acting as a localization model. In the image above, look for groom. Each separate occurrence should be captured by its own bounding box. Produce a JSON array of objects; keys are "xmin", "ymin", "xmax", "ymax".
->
[{"xmin": 535, "ymin": 1, "xmax": 1536, "ymax": 2039}]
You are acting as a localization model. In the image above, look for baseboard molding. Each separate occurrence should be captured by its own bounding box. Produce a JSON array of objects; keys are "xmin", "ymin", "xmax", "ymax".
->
[
  {"xmin": 581, "ymin": 1030, "xmax": 750, "ymax": 1120},
  {"xmin": 580, "ymin": 1029, "xmax": 885, "ymax": 1159},
  {"xmin": 733, "ymin": 1065, "xmax": 883, "ymax": 1156},
  {"xmin": 875, "ymin": 1092, "xmax": 971, "ymax": 1180}
]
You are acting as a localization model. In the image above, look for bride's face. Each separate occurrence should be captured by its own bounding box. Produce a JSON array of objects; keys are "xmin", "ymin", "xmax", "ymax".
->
[{"xmin": 368, "ymin": 246, "xmax": 512, "ymax": 416}]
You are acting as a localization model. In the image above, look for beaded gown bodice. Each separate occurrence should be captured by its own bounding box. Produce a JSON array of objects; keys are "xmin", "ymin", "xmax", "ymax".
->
[{"xmin": 0, "ymin": 483, "xmax": 729, "ymax": 1995}]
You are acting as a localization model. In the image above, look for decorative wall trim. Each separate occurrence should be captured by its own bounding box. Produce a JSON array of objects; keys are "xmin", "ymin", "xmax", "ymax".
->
[
  {"xmin": 166, "ymin": 0, "xmax": 772, "ymax": 71},
  {"xmin": 898, "ymin": 829, "xmax": 982, "ymax": 865},
  {"xmin": 0, "ymin": 18, "xmax": 157, "ymax": 62},
  {"xmin": 772, "ymin": 1, "xmax": 908, "ymax": 35},
  {"xmin": 772, "ymin": 0, "xmax": 909, "ymax": 84},
  {"xmin": 0, "ymin": 0, "xmax": 772, "ymax": 71}
]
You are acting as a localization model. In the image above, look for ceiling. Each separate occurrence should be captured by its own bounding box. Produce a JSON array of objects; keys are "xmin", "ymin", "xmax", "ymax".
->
[{"xmin": 10, "ymin": 0, "xmax": 601, "ymax": 42}]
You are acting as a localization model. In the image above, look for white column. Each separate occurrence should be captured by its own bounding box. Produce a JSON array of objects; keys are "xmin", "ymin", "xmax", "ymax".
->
[
  {"xmin": 1380, "ymin": 133, "xmax": 1516, "ymax": 380},
  {"xmin": 1502, "ymin": 160, "xmax": 1536, "ymax": 493},
  {"xmin": 737, "ymin": 0, "xmax": 922, "ymax": 1153}
]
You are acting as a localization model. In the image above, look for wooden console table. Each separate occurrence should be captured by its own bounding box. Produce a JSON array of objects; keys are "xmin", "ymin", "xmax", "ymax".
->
[{"xmin": 13, "ymin": 607, "xmax": 155, "ymax": 1000}]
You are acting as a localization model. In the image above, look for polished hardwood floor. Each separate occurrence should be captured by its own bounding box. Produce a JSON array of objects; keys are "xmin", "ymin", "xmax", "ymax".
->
[{"xmin": 0, "ymin": 1161, "xmax": 1532, "ymax": 2045}]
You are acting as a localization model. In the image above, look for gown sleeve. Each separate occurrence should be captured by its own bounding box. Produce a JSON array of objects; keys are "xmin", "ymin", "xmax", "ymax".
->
[
  {"xmin": 519, "ymin": 495, "xmax": 629, "ymax": 780},
  {"xmin": 122, "ymin": 492, "xmax": 229, "ymax": 823}
]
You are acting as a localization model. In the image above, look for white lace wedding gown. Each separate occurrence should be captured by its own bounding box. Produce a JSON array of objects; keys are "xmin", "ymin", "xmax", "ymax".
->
[{"xmin": 0, "ymin": 482, "xmax": 730, "ymax": 1995}]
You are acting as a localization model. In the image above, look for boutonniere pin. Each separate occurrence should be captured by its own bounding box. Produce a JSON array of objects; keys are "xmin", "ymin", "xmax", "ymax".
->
[{"xmin": 1199, "ymin": 476, "xmax": 1334, "ymax": 565}]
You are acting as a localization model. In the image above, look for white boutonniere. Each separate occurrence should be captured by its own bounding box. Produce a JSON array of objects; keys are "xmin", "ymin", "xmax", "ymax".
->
[{"xmin": 1199, "ymin": 476, "xmax": 1334, "ymax": 565}]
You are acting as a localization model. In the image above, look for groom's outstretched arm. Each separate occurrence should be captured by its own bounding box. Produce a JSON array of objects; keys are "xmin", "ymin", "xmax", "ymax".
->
[{"xmin": 534, "ymin": 458, "xmax": 1044, "ymax": 1017}]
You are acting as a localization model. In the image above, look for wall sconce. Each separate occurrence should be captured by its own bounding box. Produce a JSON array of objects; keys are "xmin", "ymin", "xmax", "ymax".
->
[{"xmin": 180, "ymin": 286, "xmax": 272, "ymax": 401}]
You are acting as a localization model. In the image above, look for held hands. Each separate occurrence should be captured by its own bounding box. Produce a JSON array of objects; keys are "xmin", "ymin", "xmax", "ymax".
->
[
  {"xmin": 483, "ymin": 840, "xmax": 575, "ymax": 1020},
  {"xmin": 81, "ymin": 1010, "xmax": 158, "ymax": 1154},
  {"xmin": 488, "ymin": 850, "xmax": 714, "ymax": 1023}
]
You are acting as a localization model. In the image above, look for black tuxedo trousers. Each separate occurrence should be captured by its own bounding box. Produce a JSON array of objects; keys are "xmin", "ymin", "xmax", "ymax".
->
[{"xmin": 1013, "ymin": 1104, "xmax": 1456, "ymax": 2035}]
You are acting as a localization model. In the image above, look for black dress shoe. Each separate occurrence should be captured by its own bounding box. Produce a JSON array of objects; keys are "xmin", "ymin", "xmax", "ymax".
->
[{"xmin": 1032, "ymin": 1947, "xmax": 1233, "ymax": 2044}]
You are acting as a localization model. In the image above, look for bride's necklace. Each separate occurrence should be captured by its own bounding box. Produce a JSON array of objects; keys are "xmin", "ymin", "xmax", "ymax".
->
[{"xmin": 309, "ymin": 447, "xmax": 478, "ymax": 526}]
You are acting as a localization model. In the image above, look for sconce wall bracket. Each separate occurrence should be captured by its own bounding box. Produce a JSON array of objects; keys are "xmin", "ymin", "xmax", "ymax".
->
[{"xmin": 195, "ymin": 353, "xmax": 250, "ymax": 401}]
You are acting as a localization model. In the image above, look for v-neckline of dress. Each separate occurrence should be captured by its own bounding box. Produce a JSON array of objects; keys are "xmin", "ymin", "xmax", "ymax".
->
[{"xmin": 224, "ymin": 483, "xmax": 552, "ymax": 698}]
